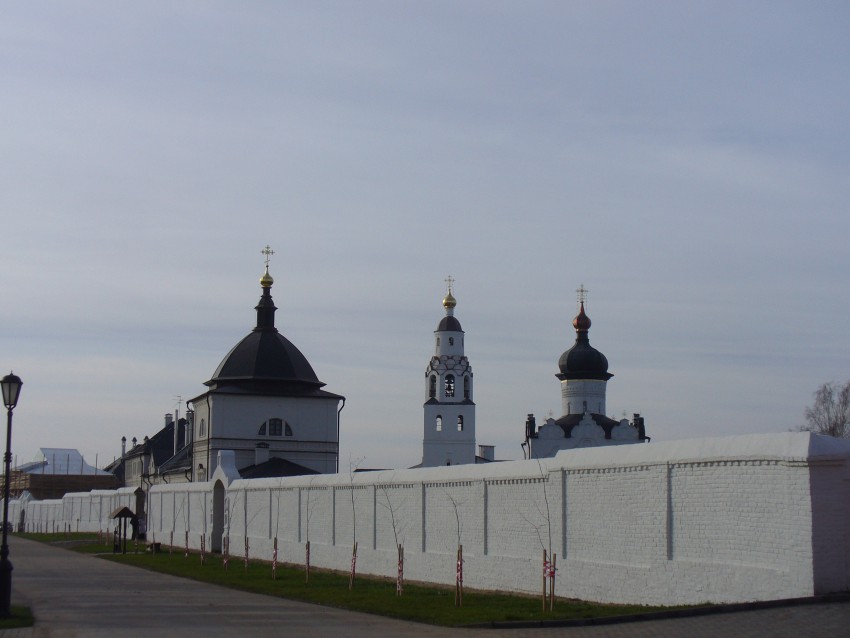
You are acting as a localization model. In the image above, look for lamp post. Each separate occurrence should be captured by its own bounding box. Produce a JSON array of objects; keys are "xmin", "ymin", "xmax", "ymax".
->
[{"xmin": 0, "ymin": 372, "xmax": 22, "ymax": 618}]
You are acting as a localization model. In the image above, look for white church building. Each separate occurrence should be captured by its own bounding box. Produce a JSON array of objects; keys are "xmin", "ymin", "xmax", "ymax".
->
[
  {"xmin": 189, "ymin": 255, "xmax": 344, "ymax": 480},
  {"xmin": 524, "ymin": 288, "xmax": 648, "ymax": 458},
  {"xmin": 112, "ymin": 249, "xmax": 345, "ymax": 486}
]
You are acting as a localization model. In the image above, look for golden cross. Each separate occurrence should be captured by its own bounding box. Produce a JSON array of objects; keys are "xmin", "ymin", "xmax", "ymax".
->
[
  {"xmin": 261, "ymin": 245, "xmax": 275, "ymax": 268},
  {"xmin": 445, "ymin": 275, "xmax": 455, "ymax": 294},
  {"xmin": 576, "ymin": 284, "xmax": 588, "ymax": 305}
]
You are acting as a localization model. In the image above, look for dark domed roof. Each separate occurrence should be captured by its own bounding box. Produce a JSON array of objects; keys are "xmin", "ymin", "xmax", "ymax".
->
[
  {"xmin": 437, "ymin": 315, "xmax": 463, "ymax": 332},
  {"xmin": 206, "ymin": 277, "xmax": 324, "ymax": 390},
  {"xmin": 556, "ymin": 303, "xmax": 612, "ymax": 381},
  {"xmin": 211, "ymin": 330, "xmax": 321, "ymax": 386}
]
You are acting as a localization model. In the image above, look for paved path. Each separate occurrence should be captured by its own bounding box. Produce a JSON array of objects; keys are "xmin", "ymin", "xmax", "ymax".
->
[{"xmin": 4, "ymin": 536, "xmax": 850, "ymax": 637}]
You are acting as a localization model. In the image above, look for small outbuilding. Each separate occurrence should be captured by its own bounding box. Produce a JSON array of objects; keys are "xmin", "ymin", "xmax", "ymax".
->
[{"xmin": 110, "ymin": 506, "xmax": 136, "ymax": 554}]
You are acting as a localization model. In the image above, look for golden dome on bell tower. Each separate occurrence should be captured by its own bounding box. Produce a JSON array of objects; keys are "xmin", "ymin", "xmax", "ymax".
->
[{"xmin": 442, "ymin": 275, "xmax": 457, "ymax": 310}]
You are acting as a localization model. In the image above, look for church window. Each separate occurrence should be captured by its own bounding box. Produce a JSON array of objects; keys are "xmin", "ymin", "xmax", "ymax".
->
[
  {"xmin": 199, "ymin": 419, "xmax": 207, "ymax": 438},
  {"xmin": 445, "ymin": 374, "xmax": 455, "ymax": 397},
  {"xmin": 436, "ymin": 415, "xmax": 442, "ymax": 431},
  {"xmin": 285, "ymin": 422, "xmax": 293, "ymax": 436},
  {"xmin": 429, "ymin": 375, "xmax": 436, "ymax": 398},
  {"xmin": 258, "ymin": 422, "xmax": 266, "ymax": 435},
  {"xmin": 436, "ymin": 337, "xmax": 440, "ymax": 346},
  {"xmin": 449, "ymin": 337, "xmax": 454, "ymax": 346},
  {"xmin": 269, "ymin": 418, "xmax": 283, "ymax": 436},
  {"xmin": 463, "ymin": 376, "xmax": 470, "ymax": 399},
  {"xmin": 457, "ymin": 415, "xmax": 464, "ymax": 431}
]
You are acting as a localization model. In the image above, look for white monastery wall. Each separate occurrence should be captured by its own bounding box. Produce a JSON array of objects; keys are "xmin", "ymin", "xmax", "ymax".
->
[{"xmin": 10, "ymin": 432, "xmax": 850, "ymax": 606}]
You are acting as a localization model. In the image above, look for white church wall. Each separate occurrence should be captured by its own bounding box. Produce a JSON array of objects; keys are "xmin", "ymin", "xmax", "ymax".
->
[
  {"xmin": 198, "ymin": 393, "xmax": 339, "ymax": 475},
  {"xmin": 531, "ymin": 415, "xmax": 640, "ymax": 458},
  {"xmin": 12, "ymin": 432, "xmax": 850, "ymax": 606},
  {"xmin": 560, "ymin": 379, "xmax": 607, "ymax": 415}
]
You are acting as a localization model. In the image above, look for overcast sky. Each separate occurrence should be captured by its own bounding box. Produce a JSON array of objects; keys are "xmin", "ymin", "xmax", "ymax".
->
[{"xmin": 2, "ymin": 2, "xmax": 848, "ymax": 470}]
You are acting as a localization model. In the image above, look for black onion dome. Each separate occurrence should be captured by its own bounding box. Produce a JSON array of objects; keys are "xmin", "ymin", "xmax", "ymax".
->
[
  {"xmin": 207, "ymin": 278, "xmax": 324, "ymax": 389},
  {"xmin": 556, "ymin": 303, "xmax": 612, "ymax": 381}
]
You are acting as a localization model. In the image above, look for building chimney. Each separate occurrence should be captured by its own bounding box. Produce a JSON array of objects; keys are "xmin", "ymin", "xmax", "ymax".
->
[
  {"xmin": 185, "ymin": 409, "xmax": 194, "ymax": 446},
  {"xmin": 525, "ymin": 414, "xmax": 537, "ymax": 440},
  {"xmin": 121, "ymin": 436, "xmax": 126, "ymax": 458},
  {"xmin": 633, "ymin": 413, "xmax": 648, "ymax": 441}
]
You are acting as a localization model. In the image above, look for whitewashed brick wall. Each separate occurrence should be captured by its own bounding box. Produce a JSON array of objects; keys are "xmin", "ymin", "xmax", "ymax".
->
[{"xmin": 10, "ymin": 432, "xmax": 850, "ymax": 606}]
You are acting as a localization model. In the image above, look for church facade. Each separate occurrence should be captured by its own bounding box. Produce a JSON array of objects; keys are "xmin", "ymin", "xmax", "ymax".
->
[{"xmin": 523, "ymin": 288, "xmax": 648, "ymax": 458}]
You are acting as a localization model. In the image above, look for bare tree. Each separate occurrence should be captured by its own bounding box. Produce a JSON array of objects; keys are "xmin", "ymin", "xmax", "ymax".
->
[
  {"xmin": 445, "ymin": 492, "xmax": 464, "ymax": 607},
  {"xmin": 379, "ymin": 483, "xmax": 406, "ymax": 596},
  {"xmin": 348, "ymin": 455, "xmax": 365, "ymax": 589},
  {"xmin": 803, "ymin": 381, "xmax": 850, "ymax": 438},
  {"xmin": 517, "ymin": 461, "xmax": 556, "ymax": 610},
  {"xmin": 302, "ymin": 478, "xmax": 319, "ymax": 583}
]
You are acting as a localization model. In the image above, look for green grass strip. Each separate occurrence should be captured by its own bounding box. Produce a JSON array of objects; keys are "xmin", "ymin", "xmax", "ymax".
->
[
  {"xmin": 0, "ymin": 606, "xmax": 35, "ymax": 629},
  {"xmin": 20, "ymin": 533, "xmax": 683, "ymax": 626}
]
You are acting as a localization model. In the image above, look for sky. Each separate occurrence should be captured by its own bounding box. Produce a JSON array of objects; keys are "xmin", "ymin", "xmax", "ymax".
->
[{"xmin": 2, "ymin": 2, "xmax": 849, "ymax": 471}]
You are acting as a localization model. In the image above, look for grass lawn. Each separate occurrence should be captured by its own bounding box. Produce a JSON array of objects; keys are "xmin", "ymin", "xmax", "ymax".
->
[
  {"xmin": 0, "ymin": 606, "xmax": 34, "ymax": 629},
  {"xmin": 20, "ymin": 532, "xmax": 685, "ymax": 626}
]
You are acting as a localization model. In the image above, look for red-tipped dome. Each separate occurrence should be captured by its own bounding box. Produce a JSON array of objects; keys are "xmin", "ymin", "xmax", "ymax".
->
[
  {"xmin": 572, "ymin": 302, "xmax": 591, "ymax": 331},
  {"xmin": 557, "ymin": 302, "xmax": 612, "ymax": 381}
]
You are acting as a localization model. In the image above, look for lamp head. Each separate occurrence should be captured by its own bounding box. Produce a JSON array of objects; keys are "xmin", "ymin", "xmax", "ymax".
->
[{"xmin": 1, "ymin": 372, "xmax": 22, "ymax": 410}]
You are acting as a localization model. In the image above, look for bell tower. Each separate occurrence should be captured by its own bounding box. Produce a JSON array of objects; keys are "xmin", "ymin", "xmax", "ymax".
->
[{"xmin": 422, "ymin": 277, "xmax": 476, "ymax": 466}]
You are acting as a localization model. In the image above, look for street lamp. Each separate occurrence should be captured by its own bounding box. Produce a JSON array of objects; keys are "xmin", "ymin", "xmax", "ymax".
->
[{"xmin": 0, "ymin": 372, "xmax": 22, "ymax": 618}]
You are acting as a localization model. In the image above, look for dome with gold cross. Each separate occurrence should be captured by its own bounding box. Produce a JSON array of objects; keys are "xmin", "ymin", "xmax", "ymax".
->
[{"xmin": 206, "ymin": 247, "xmax": 329, "ymax": 393}]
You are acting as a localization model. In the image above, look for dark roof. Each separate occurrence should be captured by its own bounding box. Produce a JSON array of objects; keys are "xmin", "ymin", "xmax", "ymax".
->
[
  {"xmin": 210, "ymin": 329, "xmax": 322, "ymax": 387},
  {"xmin": 205, "ymin": 282, "xmax": 342, "ymax": 399},
  {"xmin": 148, "ymin": 420, "xmax": 187, "ymax": 467},
  {"xmin": 111, "ymin": 506, "xmax": 136, "ymax": 519},
  {"xmin": 158, "ymin": 444, "xmax": 192, "ymax": 474},
  {"xmin": 556, "ymin": 303, "xmax": 612, "ymax": 381},
  {"xmin": 437, "ymin": 315, "xmax": 463, "ymax": 332},
  {"xmin": 108, "ymin": 419, "xmax": 187, "ymax": 479},
  {"xmin": 238, "ymin": 457, "xmax": 319, "ymax": 479},
  {"xmin": 554, "ymin": 413, "xmax": 623, "ymax": 439}
]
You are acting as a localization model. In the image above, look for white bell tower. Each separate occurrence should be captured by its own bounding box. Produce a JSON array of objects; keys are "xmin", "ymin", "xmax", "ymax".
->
[{"xmin": 422, "ymin": 277, "xmax": 476, "ymax": 466}]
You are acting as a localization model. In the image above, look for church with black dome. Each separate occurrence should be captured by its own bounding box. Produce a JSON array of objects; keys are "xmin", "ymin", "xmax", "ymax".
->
[
  {"xmin": 187, "ymin": 251, "xmax": 345, "ymax": 481},
  {"xmin": 108, "ymin": 248, "xmax": 344, "ymax": 490},
  {"xmin": 523, "ymin": 286, "xmax": 648, "ymax": 458}
]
